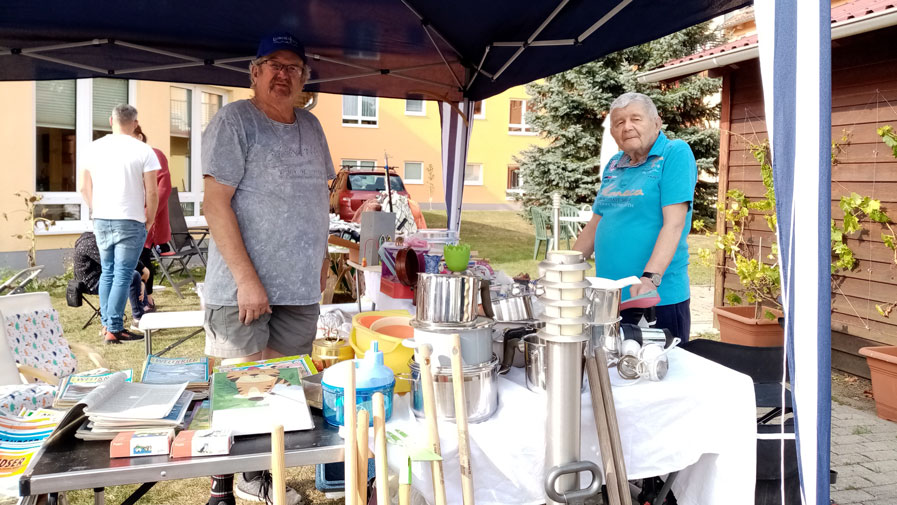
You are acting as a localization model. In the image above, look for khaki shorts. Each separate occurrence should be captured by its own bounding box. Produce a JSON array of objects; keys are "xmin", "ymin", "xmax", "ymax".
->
[{"xmin": 203, "ymin": 304, "xmax": 320, "ymax": 358}]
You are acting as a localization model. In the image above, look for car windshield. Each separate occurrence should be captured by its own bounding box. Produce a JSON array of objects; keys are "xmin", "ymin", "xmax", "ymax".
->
[{"xmin": 347, "ymin": 173, "xmax": 405, "ymax": 192}]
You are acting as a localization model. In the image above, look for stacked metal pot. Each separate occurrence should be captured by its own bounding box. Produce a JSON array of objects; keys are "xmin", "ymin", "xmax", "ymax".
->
[
  {"xmin": 536, "ymin": 249, "xmax": 593, "ymax": 505},
  {"xmin": 407, "ymin": 272, "xmax": 500, "ymax": 423}
]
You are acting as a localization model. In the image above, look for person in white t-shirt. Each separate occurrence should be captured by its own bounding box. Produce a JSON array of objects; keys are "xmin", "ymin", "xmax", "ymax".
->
[{"xmin": 79, "ymin": 104, "xmax": 160, "ymax": 344}]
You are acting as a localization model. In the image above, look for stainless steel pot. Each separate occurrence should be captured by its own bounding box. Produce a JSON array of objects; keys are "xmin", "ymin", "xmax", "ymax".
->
[
  {"xmin": 410, "ymin": 317, "xmax": 494, "ymax": 368},
  {"xmin": 586, "ymin": 286, "xmax": 622, "ymax": 323},
  {"xmin": 415, "ymin": 273, "xmax": 494, "ymax": 325},
  {"xmin": 588, "ymin": 318, "xmax": 622, "ymax": 358},
  {"xmin": 491, "ymin": 294, "xmax": 534, "ymax": 322},
  {"xmin": 409, "ymin": 354, "xmax": 499, "ymax": 424},
  {"xmin": 523, "ymin": 334, "xmax": 586, "ymax": 393}
]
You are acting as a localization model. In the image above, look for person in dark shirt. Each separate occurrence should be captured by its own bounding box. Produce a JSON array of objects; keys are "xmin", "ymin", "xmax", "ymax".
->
[{"xmin": 73, "ymin": 232, "xmax": 148, "ymax": 340}]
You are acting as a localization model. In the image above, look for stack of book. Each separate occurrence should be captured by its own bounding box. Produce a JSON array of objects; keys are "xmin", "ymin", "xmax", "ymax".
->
[
  {"xmin": 140, "ymin": 356, "xmax": 210, "ymax": 400},
  {"xmin": 68, "ymin": 372, "xmax": 192, "ymax": 442},
  {"xmin": 53, "ymin": 368, "xmax": 133, "ymax": 409}
]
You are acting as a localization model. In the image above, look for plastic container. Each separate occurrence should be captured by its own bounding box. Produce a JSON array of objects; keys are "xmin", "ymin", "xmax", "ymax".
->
[
  {"xmin": 351, "ymin": 311, "xmax": 415, "ymax": 393},
  {"xmin": 321, "ymin": 342, "xmax": 395, "ymax": 427}
]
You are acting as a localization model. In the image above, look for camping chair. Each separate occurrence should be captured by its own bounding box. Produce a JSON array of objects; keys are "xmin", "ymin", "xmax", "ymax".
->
[
  {"xmin": 153, "ymin": 188, "xmax": 207, "ymax": 299},
  {"xmin": 530, "ymin": 206, "xmax": 554, "ymax": 259},
  {"xmin": 681, "ymin": 339, "xmax": 800, "ymax": 504},
  {"xmin": 0, "ymin": 266, "xmax": 44, "ymax": 296},
  {"xmin": 0, "ymin": 292, "xmax": 106, "ymax": 415},
  {"xmin": 65, "ymin": 279, "xmax": 102, "ymax": 330}
]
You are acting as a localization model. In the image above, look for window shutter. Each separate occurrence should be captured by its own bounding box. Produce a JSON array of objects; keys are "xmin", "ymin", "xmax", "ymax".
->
[
  {"xmin": 36, "ymin": 80, "xmax": 76, "ymax": 128},
  {"xmin": 92, "ymin": 78, "xmax": 128, "ymax": 130}
]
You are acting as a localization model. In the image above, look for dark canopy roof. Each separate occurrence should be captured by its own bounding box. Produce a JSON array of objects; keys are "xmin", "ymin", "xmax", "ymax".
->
[{"xmin": 0, "ymin": 0, "xmax": 748, "ymax": 101}]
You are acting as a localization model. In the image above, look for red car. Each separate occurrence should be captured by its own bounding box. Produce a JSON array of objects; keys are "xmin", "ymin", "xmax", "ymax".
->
[{"xmin": 329, "ymin": 168, "xmax": 425, "ymax": 227}]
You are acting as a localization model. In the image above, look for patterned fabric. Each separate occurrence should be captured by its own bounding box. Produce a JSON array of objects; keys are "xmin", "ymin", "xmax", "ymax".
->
[
  {"xmin": 0, "ymin": 384, "xmax": 55, "ymax": 416},
  {"xmin": 4, "ymin": 309, "xmax": 76, "ymax": 382}
]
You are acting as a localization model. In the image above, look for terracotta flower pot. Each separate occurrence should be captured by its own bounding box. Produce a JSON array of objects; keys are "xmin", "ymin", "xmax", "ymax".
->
[
  {"xmin": 712, "ymin": 306, "xmax": 784, "ymax": 347},
  {"xmin": 858, "ymin": 346, "xmax": 897, "ymax": 422}
]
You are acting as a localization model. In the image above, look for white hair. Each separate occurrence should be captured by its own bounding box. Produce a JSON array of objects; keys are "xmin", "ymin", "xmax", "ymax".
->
[
  {"xmin": 111, "ymin": 103, "xmax": 138, "ymax": 124},
  {"xmin": 609, "ymin": 92, "xmax": 659, "ymax": 119}
]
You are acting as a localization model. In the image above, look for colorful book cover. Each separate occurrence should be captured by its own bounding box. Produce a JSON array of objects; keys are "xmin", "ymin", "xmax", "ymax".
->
[
  {"xmin": 210, "ymin": 366, "xmax": 313, "ymax": 436},
  {"xmin": 54, "ymin": 369, "xmax": 133, "ymax": 408},
  {"xmin": 213, "ymin": 354, "xmax": 317, "ymax": 377},
  {"xmin": 141, "ymin": 356, "xmax": 209, "ymax": 384}
]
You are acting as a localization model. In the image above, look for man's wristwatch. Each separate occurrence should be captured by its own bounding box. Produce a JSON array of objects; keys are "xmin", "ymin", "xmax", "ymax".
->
[{"xmin": 642, "ymin": 271, "xmax": 662, "ymax": 287}]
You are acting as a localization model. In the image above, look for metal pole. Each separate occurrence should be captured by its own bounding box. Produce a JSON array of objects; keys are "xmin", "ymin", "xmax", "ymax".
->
[{"xmin": 545, "ymin": 340, "xmax": 584, "ymax": 504}]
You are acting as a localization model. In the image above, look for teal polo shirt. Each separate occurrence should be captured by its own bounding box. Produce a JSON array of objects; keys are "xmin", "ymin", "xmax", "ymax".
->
[{"xmin": 591, "ymin": 131, "xmax": 697, "ymax": 305}]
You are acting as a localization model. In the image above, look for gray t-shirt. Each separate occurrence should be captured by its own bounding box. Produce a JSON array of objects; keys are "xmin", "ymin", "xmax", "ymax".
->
[{"xmin": 201, "ymin": 99, "xmax": 335, "ymax": 306}]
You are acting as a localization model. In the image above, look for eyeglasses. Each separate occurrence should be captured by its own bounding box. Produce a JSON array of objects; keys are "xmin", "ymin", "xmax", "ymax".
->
[{"xmin": 261, "ymin": 60, "xmax": 304, "ymax": 77}]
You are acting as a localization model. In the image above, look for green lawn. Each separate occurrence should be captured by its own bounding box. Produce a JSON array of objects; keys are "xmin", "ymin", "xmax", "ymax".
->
[{"xmin": 27, "ymin": 210, "xmax": 713, "ymax": 504}]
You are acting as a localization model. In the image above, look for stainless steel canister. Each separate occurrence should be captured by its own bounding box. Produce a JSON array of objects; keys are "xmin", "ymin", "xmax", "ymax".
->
[
  {"xmin": 415, "ymin": 273, "xmax": 493, "ymax": 325},
  {"xmin": 586, "ymin": 287, "xmax": 622, "ymax": 323},
  {"xmin": 409, "ymin": 355, "xmax": 500, "ymax": 423},
  {"xmin": 588, "ymin": 318, "xmax": 622, "ymax": 358},
  {"xmin": 522, "ymin": 334, "xmax": 586, "ymax": 393}
]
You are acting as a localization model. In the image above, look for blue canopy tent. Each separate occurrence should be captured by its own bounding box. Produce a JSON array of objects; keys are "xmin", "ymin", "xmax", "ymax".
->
[{"xmin": 0, "ymin": 1, "xmax": 832, "ymax": 502}]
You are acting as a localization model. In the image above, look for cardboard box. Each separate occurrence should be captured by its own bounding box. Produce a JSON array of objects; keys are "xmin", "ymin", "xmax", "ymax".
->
[
  {"xmin": 171, "ymin": 429, "xmax": 233, "ymax": 458},
  {"xmin": 109, "ymin": 429, "xmax": 174, "ymax": 458}
]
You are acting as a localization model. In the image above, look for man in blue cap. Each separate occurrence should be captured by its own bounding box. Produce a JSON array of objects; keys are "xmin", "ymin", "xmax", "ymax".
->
[{"xmin": 202, "ymin": 31, "xmax": 333, "ymax": 505}]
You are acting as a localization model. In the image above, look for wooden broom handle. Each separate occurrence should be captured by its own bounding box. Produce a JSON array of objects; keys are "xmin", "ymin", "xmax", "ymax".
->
[
  {"xmin": 271, "ymin": 425, "xmax": 286, "ymax": 505},
  {"xmin": 356, "ymin": 408, "xmax": 369, "ymax": 505},
  {"xmin": 450, "ymin": 334, "xmax": 475, "ymax": 505},
  {"xmin": 417, "ymin": 344, "xmax": 447, "ymax": 505},
  {"xmin": 345, "ymin": 363, "xmax": 358, "ymax": 505},
  {"xmin": 373, "ymin": 392, "xmax": 389, "ymax": 505}
]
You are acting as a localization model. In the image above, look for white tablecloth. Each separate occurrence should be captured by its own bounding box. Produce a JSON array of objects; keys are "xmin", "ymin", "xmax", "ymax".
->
[{"xmin": 382, "ymin": 348, "xmax": 756, "ymax": 505}]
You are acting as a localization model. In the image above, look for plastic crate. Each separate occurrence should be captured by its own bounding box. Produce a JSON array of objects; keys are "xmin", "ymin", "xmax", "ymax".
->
[{"xmin": 315, "ymin": 459, "xmax": 376, "ymax": 494}]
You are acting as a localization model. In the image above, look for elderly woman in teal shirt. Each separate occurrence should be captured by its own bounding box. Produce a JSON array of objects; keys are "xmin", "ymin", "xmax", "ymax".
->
[{"xmin": 573, "ymin": 92, "xmax": 698, "ymax": 341}]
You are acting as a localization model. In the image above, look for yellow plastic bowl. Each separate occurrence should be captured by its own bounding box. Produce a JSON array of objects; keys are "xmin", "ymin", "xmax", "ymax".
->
[{"xmin": 350, "ymin": 310, "xmax": 414, "ymax": 393}]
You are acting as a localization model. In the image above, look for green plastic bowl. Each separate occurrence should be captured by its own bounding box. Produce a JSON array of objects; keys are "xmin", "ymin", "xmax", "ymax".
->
[{"xmin": 443, "ymin": 243, "xmax": 471, "ymax": 272}]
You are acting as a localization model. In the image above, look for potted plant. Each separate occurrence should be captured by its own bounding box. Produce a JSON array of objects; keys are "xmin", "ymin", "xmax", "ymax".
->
[{"xmin": 694, "ymin": 139, "xmax": 897, "ymax": 346}]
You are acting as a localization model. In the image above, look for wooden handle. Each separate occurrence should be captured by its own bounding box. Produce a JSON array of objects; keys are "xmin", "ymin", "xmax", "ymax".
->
[
  {"xmin": 450, "ymin": 334, "xmax": 475, "ymax": 505},
  {"xmin": 356, "ymin": 408, "xmax": 369, "ymax": 505},
  {"xmin": 271, "ymin": 425, "xmax": 286, "ymax": 505},
  {"xmin": 345, "ymin": 363, "xmax": 358, "ymax": 505},
  {"xmin": 417, "ymin": 344, "xmax": 447, "ymax": 505},
  {"xmin": 595, "ymin": 347, "xmax": 631, "ymax": 505},
  {"xmin": 373, "ymin": 393, "xmax": 389, "ymax": 505},
  {"xmin": 585, "ymin": 355, "xmax": 621, "ymax": 505},
  {"xmin": 399, "ymin": 483, "xmax": 411, "ymax": 505}
]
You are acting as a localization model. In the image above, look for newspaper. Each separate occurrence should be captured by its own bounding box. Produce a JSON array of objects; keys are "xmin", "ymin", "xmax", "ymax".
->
[
  {"xmin": 140, "ymin": 356, "xmax": 209, "ymax": 385},
  {"xmin": 53, "ymin": 369, "xmax": 133, "ymax": 409}
]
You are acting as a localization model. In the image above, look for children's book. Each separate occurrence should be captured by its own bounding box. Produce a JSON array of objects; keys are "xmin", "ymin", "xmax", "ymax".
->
[
  {"xmin": 210, "ymin": 366, "xmax": 313, "ymax": 436},
  {"xmin": 53, "ymin": 369, "xmax": 133, "ymax": 409},
  {"xmin": 213, "ymin": 355, "xmax": 317, "ymax": 377}
]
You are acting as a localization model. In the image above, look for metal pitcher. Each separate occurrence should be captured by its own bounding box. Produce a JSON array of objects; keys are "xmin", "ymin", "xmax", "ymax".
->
[{"xmin": 585, "ymin": 286, "xmax": 622, "ymax": 324}]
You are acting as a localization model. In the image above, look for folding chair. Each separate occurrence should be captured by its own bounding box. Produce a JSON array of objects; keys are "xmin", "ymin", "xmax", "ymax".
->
[
  {"xmin": 153, "ymin": 188, "xmax": 207, "ymax": 298},
  {"xmin": 0, "ymin": 266, "xmax": 44, "ymax": 296},
  {"xmin": 65, "ymin": 279, "xmax": 102, "ymax": 330}
]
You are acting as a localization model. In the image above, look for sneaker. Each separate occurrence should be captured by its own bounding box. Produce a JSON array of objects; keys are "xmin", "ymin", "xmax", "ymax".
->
[
  {"xmin": 104, "ymin": 330, "xmax": 145, "ymax": 344},
  {"xmin": 235, "ymin": 472, "xmax": 303, "ymax": 505}
]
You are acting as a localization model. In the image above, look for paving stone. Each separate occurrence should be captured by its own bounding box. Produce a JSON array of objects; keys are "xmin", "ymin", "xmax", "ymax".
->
[
  {"xmin": 832, "ymin": 473, "xmax": 874, "ymax": 491},
  {"xmin": 835, "ymin": 434, "xmax": 871, "ymax": 445},
  {"xmin": 861, "ymin": 459, "xmax": 897, "ymax": 473},
  {"xmin": 832, "ymin": 443, "xmax": 868, "ymax": 455},
  {"xmin": 830, "ymin": 488, "xmax": 875, "ymax": 503},
  {"xmin": 860, "ymin": 432, "xmax": 897, "ymax": 442},
  {"xmin": 861, "ymin": 440, "xmax": 897, "ymax": 452},
  {"xmin": 832, "ymin": 452, "xmax": 872, "ymax": 466}
]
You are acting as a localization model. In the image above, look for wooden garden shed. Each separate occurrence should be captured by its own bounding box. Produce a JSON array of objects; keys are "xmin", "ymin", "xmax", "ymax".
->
[{"xmin": 640, "ymin": 0, "xmax": 897, "ymax": 377}]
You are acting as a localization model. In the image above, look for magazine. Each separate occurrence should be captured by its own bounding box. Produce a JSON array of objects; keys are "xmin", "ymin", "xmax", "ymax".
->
[
  {"xmin": 213, "ymin": 355, "xmax": 317, "ymax": 377},
  {"xmin": 54, "ymin": 369, "xmax": 133, "ymax": 409},
  {"xmin": 75, "ymin": 390, "xmax": 195, "ymax": 441},
  {"xmin": 141, "ymin": 356, "xmax": 209, "ymax": 385},
  {"xmin": 82, "ymin": 373, "xmax": 187, "ymax": 420},
  {"xmin": 210, "ymin": 366, "xmax": 313, "ymax": 436}
]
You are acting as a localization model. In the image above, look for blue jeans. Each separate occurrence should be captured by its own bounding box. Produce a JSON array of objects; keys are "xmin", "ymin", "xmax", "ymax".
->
[
  {"xmin": 94, "ymin": 219, "xmax": 146, "ymax": 333},
  {"xmin": 129, "ymin": 270, "xmax": 145, "ymax": 322}
]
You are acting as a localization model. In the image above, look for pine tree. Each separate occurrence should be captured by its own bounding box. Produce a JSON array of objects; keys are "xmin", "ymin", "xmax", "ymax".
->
[{"xmin": 517, "ymin": 23, "xmax": 721, "ymax": 225}]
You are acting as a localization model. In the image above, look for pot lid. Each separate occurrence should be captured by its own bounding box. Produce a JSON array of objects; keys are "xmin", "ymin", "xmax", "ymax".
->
[{"xmin": 545, "ymin": 250, "xmax": 585, "ymax": 265}]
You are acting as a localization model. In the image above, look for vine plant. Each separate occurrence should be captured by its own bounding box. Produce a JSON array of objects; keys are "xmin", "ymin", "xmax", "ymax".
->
[
  {"xmin": 2, "ymin": 191, "xmax": 55, "ymax": 268},
  {"xmin": 694, "ymin": 136, "xmax": 897, "ymax": 321}
]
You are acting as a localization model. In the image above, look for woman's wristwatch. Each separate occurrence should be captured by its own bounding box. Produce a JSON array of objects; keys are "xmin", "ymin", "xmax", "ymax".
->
[{"xmin": 641, "ymin": 271, "xmax": 662, "ymax": 287}]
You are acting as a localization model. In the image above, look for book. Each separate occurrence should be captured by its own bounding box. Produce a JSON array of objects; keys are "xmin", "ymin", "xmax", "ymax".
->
[
  {"xmin": 141, "ymin": 356, "xmax": 210, "ymax": 400},
  {"xmin": 75, "ymin": 390, "xmax": 195, "ymax": 441},
  {"xmin": 214, "ymin": 355, "xmax": 318, "ymax": 376},
  {"xmin": 210, "ymin": 366, "xmax": 313, "ymax": 436},
  {"xmin": 171, "ymin": 429, "xmax": 232, "ymax": 458},
  {"xmin": 83, "ymin": 375, "xmax": 187, "ymax": 420},
  {"xmin": 187, "ymin": 399, "xmax": 211, "ymax": 431},
  {"xmin": 109, "ymin": 429, "xmax": 174, "ymax": 458},
  {"xmin": 53, "ymin": 369, "xmax": 133, "ymax": 409}
]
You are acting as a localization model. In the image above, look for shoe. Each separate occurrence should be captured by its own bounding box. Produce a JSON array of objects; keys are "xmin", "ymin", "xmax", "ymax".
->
[
  {"xmin": 103, "ymin": 330, "xmax": 145, "ymax": 344},
  {"xmin": 160, "ymin": 251, "xmax": 176, "ymax": 256},
  {"xmin": 235, "ymin": 472, "xmax": 303, "ymax": 505}
]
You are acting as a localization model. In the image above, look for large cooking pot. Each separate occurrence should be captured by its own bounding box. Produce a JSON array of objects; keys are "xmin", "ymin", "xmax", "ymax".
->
[
  {"xmin": 409, "ymin": 317, "xmax": 494, "ymax": 368},
  {"xmin": 415, "ymin": 273, "xmax": 494, "ymax": 325},
  {"xmin": 408, "ymin": 354, "xmax": 499, "ymax": 424},
  {"xmin": 522, "ymin": 334, "xmax": 586, "ymax": 393},
  {"xmin": 491, "ymin": 293, "xmax": 535, "ymax": 322}
]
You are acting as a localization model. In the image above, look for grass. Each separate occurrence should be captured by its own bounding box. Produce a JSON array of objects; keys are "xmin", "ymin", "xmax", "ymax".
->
[{"xmin": 29, "ymin": 209, "xmax": 715, "ymax": 504}]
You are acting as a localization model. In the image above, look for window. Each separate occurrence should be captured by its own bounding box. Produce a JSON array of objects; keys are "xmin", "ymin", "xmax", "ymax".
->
[
  {"xmin": 35, "ymin": 79, "xmax": 130, "ymax": 230},
  {"xmin": 509, "ymin": 99, "xmax": 535, "ymax": 134},
  {"xmin": 92, "ymin": 78, "xmax": 128, "ymax": 140},
  {"xmin": 348, "ymin": 173, "xmax": 405, "ymax": 192},
  {"xmin": 404, "ymin": 162, "xmax": 423, "ymax": 184},
  {"xmin": 341, "ymin": 159, "xmax": 377, "ymax": 170},
  {"xmin": 464, "ymin": 163, "xmax": 483, "ymax": 186},
  {"xmin": 169, "ymin": 85, "xmax": 227, "ymax": 222},
  {"xmin": 473, "ymin": 100, "xmax": 485, "ymax": 119},
  {"xmin": 507, "ymin": 165, "xmax": 521, "ymax": 190},
  {"xmin": 405, "ymin": 99, "xmax": 425, "ymax": 116},
  {"xmin": 342, "ymin": 95, "xmax": 378, "ymax": 126}
]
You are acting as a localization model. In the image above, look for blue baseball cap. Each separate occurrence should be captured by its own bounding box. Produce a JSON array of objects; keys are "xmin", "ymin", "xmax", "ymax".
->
[{"xmin": 256, "ymin": 32, "xmax": 307, "ymax": 63}]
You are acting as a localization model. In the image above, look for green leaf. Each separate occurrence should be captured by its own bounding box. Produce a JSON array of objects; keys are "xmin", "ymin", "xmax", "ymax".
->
[
  {"xmin": 843, "ymin": 213, "xmax": 860, "ymax": 234},
  {"xmin": 763, "ymin": 310, "xmax": 778, "ymax": 321},
  {"xmin": 883, "ymin": 234, "xmax": 896, "ymax": 251}
]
